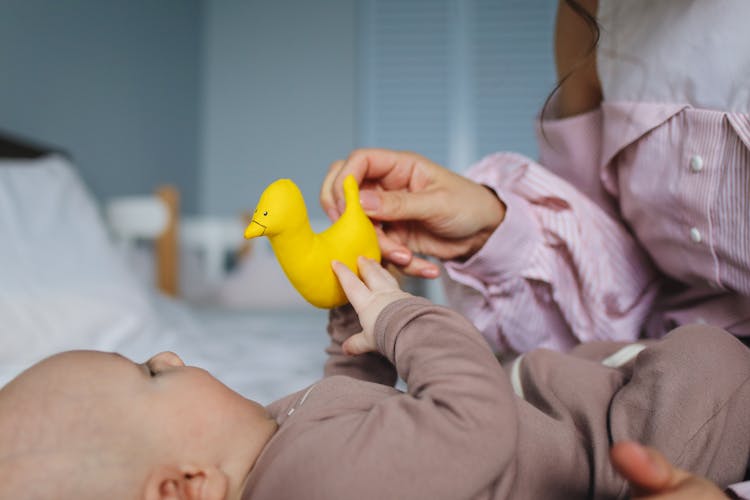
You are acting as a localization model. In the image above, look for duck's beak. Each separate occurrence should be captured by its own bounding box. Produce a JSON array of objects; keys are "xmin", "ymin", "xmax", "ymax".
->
[{"xmin": 244, "ymin": 220, "xmax": 266, "ymax": 239}]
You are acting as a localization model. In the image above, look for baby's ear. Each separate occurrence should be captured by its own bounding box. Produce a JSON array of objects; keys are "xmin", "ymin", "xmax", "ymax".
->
[{"xmin": 143, "ymin": 464, "xmax": 229, "ymax": 500}]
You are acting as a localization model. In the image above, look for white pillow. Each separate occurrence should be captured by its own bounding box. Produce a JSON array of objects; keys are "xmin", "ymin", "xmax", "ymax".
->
[{"xmin": 0, "ymin": 154, "xmax": 163, "ymax": 377}]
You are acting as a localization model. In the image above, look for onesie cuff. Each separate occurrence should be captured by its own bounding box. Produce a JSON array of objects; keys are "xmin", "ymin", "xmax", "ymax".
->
[{"xmin": 374, "ymin": 296, "xmax": 433, "ymax": 363}]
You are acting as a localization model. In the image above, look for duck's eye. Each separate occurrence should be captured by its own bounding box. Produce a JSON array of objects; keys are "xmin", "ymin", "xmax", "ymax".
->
[{"xmin": 263, "ymin": 211, "xmax": 268, "ymax": 216}]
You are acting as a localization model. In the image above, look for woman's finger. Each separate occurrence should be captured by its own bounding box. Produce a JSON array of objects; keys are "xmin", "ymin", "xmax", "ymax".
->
[
  {"xmin": 332, "ymin": 148, "xmax": 426, "ymax": 212},
  {"xmin": 320, "ymin": 159, "xmax": 346, "ymax": 220},
  {"xmin": 374, "ymin": 225, "xmax": 413, "ymax": 267},
  {"xmin": 375, "ymin": 227, "xmax": 439, "ymax": 277},
  {"xmin": 329, "ymin": 151, "xmax": 371, "ymax": 214},
  {"xmin": 357, "ymin": 256, "xmax": 399, "ymax": 291},
  {"xmin": 610, "ymin": 441, "xmax": 690, "ymax": 495},
  {"xmin": 399, "ymin": 256, "xmax": 441, "ymax": 279},
  {"xmin": 342, "ymin": 148, "xmax": 424, "ymax": 187}
]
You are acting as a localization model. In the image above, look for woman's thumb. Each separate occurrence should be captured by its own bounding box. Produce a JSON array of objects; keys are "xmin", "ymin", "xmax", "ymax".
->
[
  {"xmin": 359, "ymin": 189, "xmax": 432, "ymax": 222},
  {"xmin": 611, "ymin": 441, "xmax": 688, "ymax": 495}
]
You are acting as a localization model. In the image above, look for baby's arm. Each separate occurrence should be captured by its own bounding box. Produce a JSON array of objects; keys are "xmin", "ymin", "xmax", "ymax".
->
[
  {"xmin": 326, "ymin": 257, "xmax": 517, "ymax": 500},
  {"xmin": 322, "ymin": 302, "xmax": 397, "ymax": 386}
]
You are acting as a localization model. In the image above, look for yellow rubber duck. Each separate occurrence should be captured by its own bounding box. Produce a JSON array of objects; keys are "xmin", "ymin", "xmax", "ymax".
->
[{"xmin": 244, "ymin": 175, "xmax": 381, "ymax": 308}]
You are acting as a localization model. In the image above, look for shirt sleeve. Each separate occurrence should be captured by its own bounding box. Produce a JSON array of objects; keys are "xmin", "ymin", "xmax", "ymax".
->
[{"xmin": 443, "ymin": 123, "xmax": 659, "ymax": 353}]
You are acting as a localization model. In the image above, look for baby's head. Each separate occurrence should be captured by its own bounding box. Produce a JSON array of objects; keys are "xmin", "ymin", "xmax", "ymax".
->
[{"xmin": 0, "ymin": 350, "xmax": 277, "ymax": 500}]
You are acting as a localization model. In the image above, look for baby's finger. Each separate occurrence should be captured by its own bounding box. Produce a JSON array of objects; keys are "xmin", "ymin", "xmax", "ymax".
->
[
  {"xmin": 332, "ymin": 260, "xmax": 371, "ymax": 309},
  {"xmin": 357, "ymin": 256, "xmax": 399, "ymax": 291},
  {"xmin": 342, "ymin": 331, "xmax": 375, "ymax": 355}
]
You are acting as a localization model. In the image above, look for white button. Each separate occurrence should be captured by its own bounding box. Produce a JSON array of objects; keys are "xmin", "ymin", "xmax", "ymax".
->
[
  {"xmin": 689, "ymin": 155, "xmax": 704, "ymax": 172},
  {"xmin": 689, "ymin": 227, "xmax": 702, "ymax": 243}
]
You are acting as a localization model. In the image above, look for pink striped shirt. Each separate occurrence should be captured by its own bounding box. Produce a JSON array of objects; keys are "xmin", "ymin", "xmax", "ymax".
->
[
  {"xmin": 443, "ymin": 103, "xmax": 750, "ymax": 354},
  {"xmin": 443, "ymin": 0, "xmax": 750, "ymax": 355}
]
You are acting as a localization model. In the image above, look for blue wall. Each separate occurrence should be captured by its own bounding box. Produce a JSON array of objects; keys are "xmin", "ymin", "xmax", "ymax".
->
[
  {"xmin": 200, "ymin": 0, "xmax": 357, "ymax": 218},
  {"xmin": 0, "ymin": 0, "xmax": 202, "ymax": 212},
  {"xmin": 0, "ymin": 1, "xmax": 556, "ymax": 220}
]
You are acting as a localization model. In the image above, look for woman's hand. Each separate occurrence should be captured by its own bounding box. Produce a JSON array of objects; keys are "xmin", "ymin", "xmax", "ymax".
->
[
  {"xmin": 321, "ymin": 148, "xmax": 506, "ymax": 278},
  {"xmin": 331, "ymin": 256, "xmax": 411, "ymax": 355},
  {"xmin": 611, "ymin": 441, "xmax": 729, "ymax": 499}
]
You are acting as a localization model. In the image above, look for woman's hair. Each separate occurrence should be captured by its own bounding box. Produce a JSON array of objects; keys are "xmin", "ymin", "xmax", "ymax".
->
[
  {"xmin": 564, "ymin": 0, "xmax": 600, "ymax": 47},
  {"xmin": 540, "ymin": 0, "xmax": 600, "ymax": 123}
]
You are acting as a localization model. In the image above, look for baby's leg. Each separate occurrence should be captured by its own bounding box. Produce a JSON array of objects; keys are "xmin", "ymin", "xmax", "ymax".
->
[
  {"xmin": 610, "ymin": 324, "xmax": 750, "ymax": 489},
  {"xmin": 502, "ymin": 324, "xmax": 750, "ymax": 500}
]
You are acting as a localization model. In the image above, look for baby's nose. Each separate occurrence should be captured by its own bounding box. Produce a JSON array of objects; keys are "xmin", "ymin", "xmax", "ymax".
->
[{"xmin": 149, "ymin": 351, "xmax": 185, "ymax": 368}]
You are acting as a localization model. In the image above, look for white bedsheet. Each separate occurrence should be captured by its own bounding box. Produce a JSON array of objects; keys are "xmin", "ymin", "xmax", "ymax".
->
[
  {"xmin": 0, "ymin": 154, "xmax": 330, "ymax": 406},
  {"xmin": 156, "ymin": 296, "xmax": 330, "ymax": 405},
  {"xmin": 0, "ymin": 292, "xmax": 330, "ymax": 406}
]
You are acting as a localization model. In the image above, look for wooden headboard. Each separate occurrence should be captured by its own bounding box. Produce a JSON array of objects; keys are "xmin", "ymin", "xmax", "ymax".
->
[{"xmin": 0, "ymin": 129, "xmax": 180, "ymax": 296}]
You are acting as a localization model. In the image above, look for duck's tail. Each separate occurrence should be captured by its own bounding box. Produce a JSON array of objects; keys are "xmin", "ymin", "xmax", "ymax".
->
[{"xmin": 342, "ymin": 175, "xmax": 362, "ymax": 213}]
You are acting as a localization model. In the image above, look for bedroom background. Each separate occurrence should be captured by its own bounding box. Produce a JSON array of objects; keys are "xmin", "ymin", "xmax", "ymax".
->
[{"xmin": 0, "ymin": 0, "xmax": 556, "ymax": 402}]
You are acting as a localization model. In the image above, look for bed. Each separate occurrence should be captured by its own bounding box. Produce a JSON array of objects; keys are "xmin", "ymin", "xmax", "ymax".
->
[{"xmin": 0, "ymin": 130, "xmax": 328, "ymax": 404}]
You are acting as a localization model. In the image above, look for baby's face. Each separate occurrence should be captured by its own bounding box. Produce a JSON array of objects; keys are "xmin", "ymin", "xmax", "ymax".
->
[
  {"xmin": 115, "ymin": 350, "xmax": 272, "ymax": 451},
  {"xmin": 1, "ymin": 350, "xmax": 277, "ymax": 498},
  {"xmin": 57, "ymin": 350, "xmax": 270, "ymax": 444}
]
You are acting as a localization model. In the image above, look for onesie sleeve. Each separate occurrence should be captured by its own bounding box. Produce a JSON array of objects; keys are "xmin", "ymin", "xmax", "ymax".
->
[
  {"xmin": 328, "ymin": 297, "xmax": 519, "ymax": 500},
  {"xmin": 250, "ymin": 297, "xmax": 520, "ymax": 500},
  {"xmin": 443, "ymin": 146, "xmax": 658, "ymax": 354},
  {"xmin": 322, "ymin": 303, "xmax": 397, "ymax": 386}
]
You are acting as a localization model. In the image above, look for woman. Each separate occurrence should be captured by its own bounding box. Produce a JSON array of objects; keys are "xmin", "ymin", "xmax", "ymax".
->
[{"xmin": 321, "ymin": 0, "xmax": 750, "ymax": 355}]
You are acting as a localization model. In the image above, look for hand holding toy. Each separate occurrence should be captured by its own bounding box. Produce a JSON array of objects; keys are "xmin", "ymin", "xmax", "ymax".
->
[{"xmin": 244, "ymin": 175, "xmax": 381, "ymax": 308}]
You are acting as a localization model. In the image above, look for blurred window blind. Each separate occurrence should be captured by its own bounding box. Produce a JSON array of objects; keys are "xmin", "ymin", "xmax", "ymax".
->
[
  {"xmin": 472, "ymin": 0, "xmax": 556, "ymax": 160},
  {"xmin": 359, "ymin": 0, "xmax": 557, "ymax": 169},
  {"xmin": 358, "ymin": 0, "xmax": 454, "ymax": 167}
]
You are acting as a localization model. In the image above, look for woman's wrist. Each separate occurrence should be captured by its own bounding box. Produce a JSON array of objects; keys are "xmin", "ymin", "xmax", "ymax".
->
[{"xmin": 457, "ymin": 185, "xmax": 506, "ymax": 261}]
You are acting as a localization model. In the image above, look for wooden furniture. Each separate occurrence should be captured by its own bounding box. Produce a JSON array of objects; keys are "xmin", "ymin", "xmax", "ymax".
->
[
  {"xmin": 105, "ymin": 187, "xmax": 181, "ymax": 296},
  {"xmin": 0, "ymin": 129, "xmax": 181, "ymax": 296},
  {"xmin": 154, "ymin": 186, "xmax": 180, "ymax": 296}
]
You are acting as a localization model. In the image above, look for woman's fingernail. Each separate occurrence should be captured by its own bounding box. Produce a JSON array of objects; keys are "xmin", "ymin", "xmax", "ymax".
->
[
  {"xmin": 421, "ymin": 267, "xmax": 440, "ymax": 279},
  {"xmin": 326, "ymin": 208, "xmax": 339, "ymax": 221},
  {"xmin": 626, "ymin": 442, "xmax": 650, "ymax": 463},
  {"xmin": 391, "ymin": 251, "xmax": 410, "ymax": 265},
  {"xmin": 359, "ymin": 191, "xmax": 381, "ymax": 212}
]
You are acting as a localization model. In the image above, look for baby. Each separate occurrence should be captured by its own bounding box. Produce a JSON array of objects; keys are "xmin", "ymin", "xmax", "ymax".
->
[{"xmin": 1, "ymin": 257, "xmax": 749, "ymax": 500}]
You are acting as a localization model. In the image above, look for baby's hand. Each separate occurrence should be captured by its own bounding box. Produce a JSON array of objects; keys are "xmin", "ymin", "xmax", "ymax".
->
[{"xmin": 332, "ymin": 256, "xmax": 411, "ymax": 355}]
